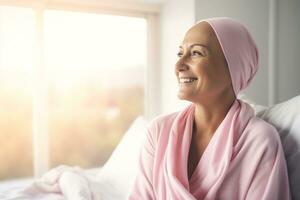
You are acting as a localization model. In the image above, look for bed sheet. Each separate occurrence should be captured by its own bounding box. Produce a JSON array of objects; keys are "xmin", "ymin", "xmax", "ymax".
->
[{"xmin": 0, "ymin": 167, "xmax": 125, "ymax": 200}]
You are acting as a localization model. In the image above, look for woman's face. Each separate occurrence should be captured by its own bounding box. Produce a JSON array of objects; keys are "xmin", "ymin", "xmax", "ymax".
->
[{"xmin": 175, "ymin": 22, "xmax": 234, "ymax": 103}]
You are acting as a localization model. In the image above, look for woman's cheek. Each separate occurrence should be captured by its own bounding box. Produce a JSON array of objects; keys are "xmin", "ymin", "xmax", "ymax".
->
[{"xmin": 193, "ymin": 60, "xmax": 210, "ymax": 74}]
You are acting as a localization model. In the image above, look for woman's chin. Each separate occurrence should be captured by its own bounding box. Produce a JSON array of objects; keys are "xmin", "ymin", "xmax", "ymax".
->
[{"xmin": 177, "ymin": 92, "xmax": 192, "ymax": 101}]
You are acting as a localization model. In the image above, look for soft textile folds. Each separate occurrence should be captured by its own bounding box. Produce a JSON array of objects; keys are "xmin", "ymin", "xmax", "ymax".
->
[
  {"xmin": 2, "ymin": 166, "xmax": 103, "ymax": 200},
  {"xmin": 128, "ymin": 100, "xmax": 290, "ymax": 200}
]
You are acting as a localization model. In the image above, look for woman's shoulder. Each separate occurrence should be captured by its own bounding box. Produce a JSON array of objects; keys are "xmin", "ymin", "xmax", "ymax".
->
[
  {"xmin": 244, "ymin": 116, "xmax": 281, "ymax": 149},
  {"xmin": 233, "ymin": 117, "xmax": 284, "ymax": 167},
  {"xmin": 148, "ymin": 111, "xmax": 180, "ymax": 129},
  {"xmin": 145, "ymin": 111, "xmax": 181, "ymax": 142}
]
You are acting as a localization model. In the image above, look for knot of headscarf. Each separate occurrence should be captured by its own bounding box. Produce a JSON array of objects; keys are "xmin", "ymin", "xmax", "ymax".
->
[{"xmin": 198, "ymin": 17, "xmax": 259, "ymax": 96}]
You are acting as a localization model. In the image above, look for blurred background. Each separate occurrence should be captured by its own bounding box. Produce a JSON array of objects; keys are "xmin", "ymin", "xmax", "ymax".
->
[{"xmin": 0, "ymin": 0, "xmax": 299, "ymax": 182}]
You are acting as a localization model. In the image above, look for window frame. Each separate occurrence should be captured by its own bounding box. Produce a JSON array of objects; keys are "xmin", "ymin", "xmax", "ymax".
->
[{"xmin": 0, "ymin": 0, "xmax": 161, "ymax": 178}]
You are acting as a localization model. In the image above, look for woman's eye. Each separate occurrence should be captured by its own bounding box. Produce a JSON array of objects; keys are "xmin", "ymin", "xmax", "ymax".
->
[
  {"xmin": 192, "ymin": 51, "xmax": 203, "ymax": 56},
  {"xmin": 177, "ymin": 52, "xmax": 183, "ymax": 57}
]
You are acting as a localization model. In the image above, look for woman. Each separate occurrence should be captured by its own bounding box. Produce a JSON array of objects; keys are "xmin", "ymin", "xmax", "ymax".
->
[{"xmin": 128, "ymin": 17, "xmax": 290, "ymax": 200}]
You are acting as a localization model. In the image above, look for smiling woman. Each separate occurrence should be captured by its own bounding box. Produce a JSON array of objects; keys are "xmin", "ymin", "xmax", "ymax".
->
[{"xmin": 128, "ymin": 17, "xmax": 290, "ymax": 200}]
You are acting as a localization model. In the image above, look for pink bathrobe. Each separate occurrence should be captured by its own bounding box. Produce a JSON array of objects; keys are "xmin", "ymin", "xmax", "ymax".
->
[
  {"xmin": 128, "ymin": 17, "xmax": 291, "ymax": 199},
  {"xmin": 128, "ymin": 100, "xmax": 290, "ymax": 200}
]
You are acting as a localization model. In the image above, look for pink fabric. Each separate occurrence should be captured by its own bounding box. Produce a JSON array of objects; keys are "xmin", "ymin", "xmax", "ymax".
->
[
  {"xmin": 128, "ymin": 100, "xmax": 291, "ymax": 199},
  {"xmin": 200, "ymin": 17, "xmax": 259, "ymax": 95}
]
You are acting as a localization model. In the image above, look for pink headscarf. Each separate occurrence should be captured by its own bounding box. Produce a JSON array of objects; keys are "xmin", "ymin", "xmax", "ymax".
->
[{"xmin": 199, "ymin": 17, "xmax": 259, "ymax": 96}]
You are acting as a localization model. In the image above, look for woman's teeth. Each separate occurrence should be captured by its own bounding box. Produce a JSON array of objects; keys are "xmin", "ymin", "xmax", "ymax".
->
[{"xmin": 179, "ymin": 78, "xmax": 198, "ymax": 83}]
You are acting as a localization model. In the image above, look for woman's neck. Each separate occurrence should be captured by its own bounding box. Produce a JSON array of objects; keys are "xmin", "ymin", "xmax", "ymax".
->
[{"xmin": 193, "ymin": 91, "xmax": 236, "ymax": 138}]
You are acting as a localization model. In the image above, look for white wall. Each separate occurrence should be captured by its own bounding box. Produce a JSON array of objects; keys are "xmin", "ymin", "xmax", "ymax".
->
[
  {"xmin": 277, "ymin": 0, "xmax": 300, "ymax": 103},
  {"xmin": 159, "ymin": 0, "xmax": 300, "ymax": 114}
]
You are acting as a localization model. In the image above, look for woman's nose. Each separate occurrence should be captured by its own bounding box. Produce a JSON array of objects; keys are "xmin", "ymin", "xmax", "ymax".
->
[{"xmin": 175, "ymin": 57, "xmax": 189, "ymax": 72}]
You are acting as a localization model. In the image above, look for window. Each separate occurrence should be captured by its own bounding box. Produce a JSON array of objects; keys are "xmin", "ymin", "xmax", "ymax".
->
[
  {"xmin": 44, "ymin": 10, "xmax": 146, "ymax": 168},
  {"xmin": 0, "ymin": 6, "xmax": 35, "ymax": 180},
  {"xmin": 0, "ymin": 4, "xmax": 149, "ymax": 180}
]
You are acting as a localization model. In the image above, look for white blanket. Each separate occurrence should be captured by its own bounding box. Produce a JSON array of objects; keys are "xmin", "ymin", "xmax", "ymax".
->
[
  {"xmin": 0, "ymin": 166, "xmax": 106, "ymax": 200},
  {"xmin": 0, "ymin": 117, "xmax": 148, "ymax": 200}
]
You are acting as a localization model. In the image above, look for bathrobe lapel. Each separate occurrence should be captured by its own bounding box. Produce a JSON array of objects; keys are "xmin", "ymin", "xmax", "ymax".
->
[{"xmin": 164, "ymin": 100, "xmax": 253, "ymax": 200}]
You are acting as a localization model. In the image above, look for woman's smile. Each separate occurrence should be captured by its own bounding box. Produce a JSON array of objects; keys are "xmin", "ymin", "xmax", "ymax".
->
[{"xmin": 178, "ymin": 77, "xmax": 198, "ymax": 84}]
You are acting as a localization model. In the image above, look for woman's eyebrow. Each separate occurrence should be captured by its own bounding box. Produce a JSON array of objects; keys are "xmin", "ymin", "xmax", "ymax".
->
[
  {"xmin": 191, "ymin": 44, "xmax": 209, "ymax": 49},
  {"xmin": 179, "ymin": 43, "xmax": 209, "ymax": 49}
]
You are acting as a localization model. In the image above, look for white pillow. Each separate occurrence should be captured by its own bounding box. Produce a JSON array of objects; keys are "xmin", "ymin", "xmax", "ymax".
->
[
  {"xmin": 97, "ymin": 116, "xmax": 148, "ymax": 200},
  {"xmin": 256, "ymin": 95, "xmax": 300, "ymax": 200}
]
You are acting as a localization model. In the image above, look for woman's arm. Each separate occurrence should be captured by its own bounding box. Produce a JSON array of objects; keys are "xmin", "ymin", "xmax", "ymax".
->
[{"xmin": 127, "ymin": 125, "xmax": 157, "ymax": 200}]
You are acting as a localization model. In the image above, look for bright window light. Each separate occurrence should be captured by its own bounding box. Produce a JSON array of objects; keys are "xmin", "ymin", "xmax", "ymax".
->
[
  {"xmin": 0, "ymin": 6, "xmax": 35, "ymax": 180},
  {"xmin": 0, "ymin": 5, "xmax": 147, "ymax": 180},
  {"xmin": 44, "ymin": 10, "xmax": 147, "ymax": 168}
]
